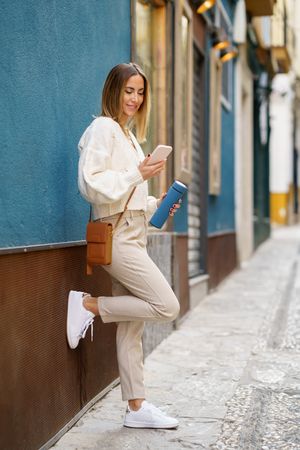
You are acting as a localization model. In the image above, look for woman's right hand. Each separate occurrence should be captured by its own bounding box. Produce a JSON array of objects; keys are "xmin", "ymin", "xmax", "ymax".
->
[{"xmin": 138, "ymin": 155, "xmax": 166, "ymax": 181}]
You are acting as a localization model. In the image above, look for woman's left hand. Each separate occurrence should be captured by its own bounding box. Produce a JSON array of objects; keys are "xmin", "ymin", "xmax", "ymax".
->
[{"xmin": 157, "ymin": 193, "xmax": 182, "ymax": 216}]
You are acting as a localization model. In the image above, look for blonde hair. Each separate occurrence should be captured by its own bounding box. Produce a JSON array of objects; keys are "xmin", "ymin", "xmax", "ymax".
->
[{"xmin": 101, "ymin": 62, "xmax": 150, "ymax": 142}]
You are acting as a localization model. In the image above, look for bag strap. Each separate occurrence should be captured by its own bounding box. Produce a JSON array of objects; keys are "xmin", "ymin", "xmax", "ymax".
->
[
  {"xmin": 113, "ymin": 187, "xmax": 136, "ymax": 232},
  {"xmin": 89, "ymin": 186, "xmax": 137, "ymax": 230}
]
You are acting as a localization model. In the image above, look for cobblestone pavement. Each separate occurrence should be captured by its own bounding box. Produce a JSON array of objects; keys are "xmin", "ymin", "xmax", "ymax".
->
[{"xmin": 52, "ymin": 225, "xmax": 300, "ymax": 450}]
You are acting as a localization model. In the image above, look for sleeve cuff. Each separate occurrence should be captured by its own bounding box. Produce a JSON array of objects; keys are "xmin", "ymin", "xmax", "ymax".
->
[
  {"xmin": 124, "ymin": 166, "xmax": 144, "ymax": 187},
  {"xmin": 145, "ymin": 196, "xmax": 158, "ymax": 222}
]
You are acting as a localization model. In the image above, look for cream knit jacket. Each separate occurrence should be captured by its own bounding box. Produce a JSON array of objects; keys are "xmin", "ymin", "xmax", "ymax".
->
[{"xmin": 78, "ymin": 116, "xmax": 158, "ymax": 220}]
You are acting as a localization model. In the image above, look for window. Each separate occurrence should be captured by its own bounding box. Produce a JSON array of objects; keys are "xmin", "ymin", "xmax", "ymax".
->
[
  {"xmin": 209, "ymin": 48, "xmax": 222, "ymax": 195},
  {"xmin": 134, "ymin": 0, "xmax": 170, "ymax": 197},
  {"xmin": 208, "ymin": 1, "xmax": 234, "ymax": 195},
  {"xmin": 181, "ymin": 13, "xmax": 189, "ymax": 171},
  {"xmin": 135, "ymin": 1, "xmax": 152, "ymax": 155},
  {"xmin": 174, "ymin": 0, "xmax": 193, "ymax": 184},
  {"xmin": 215, "ymin": 1, "xmax": 233, "ymax": 109}
]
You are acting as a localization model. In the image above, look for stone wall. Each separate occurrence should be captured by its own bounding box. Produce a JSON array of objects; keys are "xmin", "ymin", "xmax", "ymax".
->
[{"xmin": 143, "ymin": 232, "xmax": 174, "ymax": 356}]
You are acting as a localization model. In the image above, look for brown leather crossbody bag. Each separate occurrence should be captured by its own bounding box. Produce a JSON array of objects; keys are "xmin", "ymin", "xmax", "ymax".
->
[{"xmin": 86, "ymin": 187, "xmax": 136, "ymax": 275}]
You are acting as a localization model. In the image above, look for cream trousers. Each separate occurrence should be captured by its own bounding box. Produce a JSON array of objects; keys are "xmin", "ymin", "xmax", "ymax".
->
[{"xmin": 97, "ymin": 210, "xmax": 180, "ymax": 400}]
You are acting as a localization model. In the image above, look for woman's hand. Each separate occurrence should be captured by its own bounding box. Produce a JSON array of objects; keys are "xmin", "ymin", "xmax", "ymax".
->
[
  {"xmin": 138, "ymin": 155, "xmax": 166, "ymax": 181},
  {"xmin": 157, "ymin": 192, "xmax": 182, "ymax": 216}
]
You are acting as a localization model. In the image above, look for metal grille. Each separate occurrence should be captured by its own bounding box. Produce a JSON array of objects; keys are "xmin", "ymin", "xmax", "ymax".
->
[
  {"xmin": 188, "ymin": 46, "xmax": 205, "ymax": 277},
  {"xmin": 0, "ymin": 247, "xmax": 118, "ymax": 450}
]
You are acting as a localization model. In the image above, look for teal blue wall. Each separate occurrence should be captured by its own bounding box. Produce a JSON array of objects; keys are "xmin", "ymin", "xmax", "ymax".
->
[
  {"xmin": 207, "ymin": 0, "xmax": 236, "ymax": 234},
  {"xmin": 221, "ymin": 0, "xmax": 235, "ymax": 19},
  {"xmin": 207, "ymin": 103, "xmax": 235, "ymax": 233},
  {"xmin": 0, "ymin": 0, "xmax": 131, "ymax": 248}
]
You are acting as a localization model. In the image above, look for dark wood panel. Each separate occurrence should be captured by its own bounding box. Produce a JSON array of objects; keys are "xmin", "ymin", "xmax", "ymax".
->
[
  {"xmin": 207, "ymin": 232, "xmax": 237, "ymax": 289},
  {"xmin": 192, "ymin": 3, "xmax": 206, "ymax": 52},
  {"xmin": 173, "ymin": 235, "xmax": 190, "ymax": 317}
]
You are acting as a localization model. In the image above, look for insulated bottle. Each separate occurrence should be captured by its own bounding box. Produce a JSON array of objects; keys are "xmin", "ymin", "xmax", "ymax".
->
[{"xmin": 150, "ymin": 180, "xmax": 187, "ymax": 228}]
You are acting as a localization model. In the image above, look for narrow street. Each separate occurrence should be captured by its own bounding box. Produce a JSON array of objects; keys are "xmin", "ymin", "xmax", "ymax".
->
[{"xmin": 52, "ymin": 225, "xmax": 300, "ymax": 450}]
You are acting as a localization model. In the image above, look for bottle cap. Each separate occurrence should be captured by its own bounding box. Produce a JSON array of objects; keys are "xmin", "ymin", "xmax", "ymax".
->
[{"xmin": 173, "ymin": 180, "xmax": 187, "ymax": 194}]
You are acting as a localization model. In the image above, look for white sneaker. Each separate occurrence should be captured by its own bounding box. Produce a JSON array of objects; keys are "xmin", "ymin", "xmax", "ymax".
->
[
  {"xmin": 66, "ymin": 290, "xmax": 95, "ymax": 349},
  {"xmin": 124, "ymin": 400, "xmax": 179, "ymax": 429}
]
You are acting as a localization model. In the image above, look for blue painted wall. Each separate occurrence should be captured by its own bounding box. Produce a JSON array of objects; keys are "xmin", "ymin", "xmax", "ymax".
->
[
  {"xmin": 221, "ymin": 0, "xmax": 235, "ymax": 20},
  {"xmin": 0, "ymin": 0, "xmax": 131, "ymax": 248},
  {"xmin": 207, "ymin": 0, "xmax": 236, "ymax": 234},
  {"xmin": 207, "ymin": 105, "xmax": 235, "ymax": 233}
]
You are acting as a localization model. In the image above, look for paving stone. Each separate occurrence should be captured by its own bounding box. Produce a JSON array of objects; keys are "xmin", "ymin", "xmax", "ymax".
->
[{"xmin": 52, "ymin": 225, "xmax": 300, "ymax": 450}]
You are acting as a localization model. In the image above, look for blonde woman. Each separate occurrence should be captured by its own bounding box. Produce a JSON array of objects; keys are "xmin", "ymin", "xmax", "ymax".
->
[{"xmin": 67, "ymin": 62, "xmax": 181, "ymax": 429}]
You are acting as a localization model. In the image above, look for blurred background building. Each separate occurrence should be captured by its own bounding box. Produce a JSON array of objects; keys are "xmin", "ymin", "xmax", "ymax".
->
[{"xmin": 269, "ymin": 0, "xmax": 300, "ymax": 225}]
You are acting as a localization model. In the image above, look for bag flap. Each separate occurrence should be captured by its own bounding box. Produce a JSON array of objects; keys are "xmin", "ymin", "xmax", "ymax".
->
[{"xmin": 86, "ymin": 222, "xmax": 113, "ymax": 243}]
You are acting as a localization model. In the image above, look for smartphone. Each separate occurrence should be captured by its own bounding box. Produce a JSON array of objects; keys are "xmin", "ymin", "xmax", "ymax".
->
[{"xmin": 148, "ymin": 145, "xmax": 173, "ymax": 165}]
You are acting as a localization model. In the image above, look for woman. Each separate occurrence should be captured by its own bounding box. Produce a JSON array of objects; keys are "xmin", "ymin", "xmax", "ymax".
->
[{"xmin": 67, "ymin": 62, "xmax": 181, "ymax": 429}]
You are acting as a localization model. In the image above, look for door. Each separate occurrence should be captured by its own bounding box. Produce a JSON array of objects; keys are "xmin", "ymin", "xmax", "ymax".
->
[{"xmin": 188, "ymin": 44, "xmax": 207, "ymax": 277}]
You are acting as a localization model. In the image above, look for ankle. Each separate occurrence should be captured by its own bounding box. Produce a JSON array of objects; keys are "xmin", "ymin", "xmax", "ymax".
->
[
  {"xmin": 128, "ymin": 398, "xmax": 145, "ymax": 411},
  {"xmin": 83, "ymin": 296, "xmax": 98, "ymax": 315},
  {"xmin": 83, "ymin": 295, "xmax": 91, "ymax": 310}
]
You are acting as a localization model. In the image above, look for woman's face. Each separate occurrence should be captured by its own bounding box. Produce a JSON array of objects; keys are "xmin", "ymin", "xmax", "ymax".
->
[{"xmin": 121, "ymin": 74, "xmax": 145, "ymax": 122}]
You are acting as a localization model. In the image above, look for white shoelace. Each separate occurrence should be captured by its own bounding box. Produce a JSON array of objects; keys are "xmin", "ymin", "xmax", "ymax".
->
[
  {"xmin": 147, "ymin": 402, "xmax": 167, "ymax": 416},
  {"xmin": 135, "ymin": 401, "xmax": 167, "ymax": 417},
  {"xmin": 80, "ymin": 318, "xmax": 94, "ymax": 342}
]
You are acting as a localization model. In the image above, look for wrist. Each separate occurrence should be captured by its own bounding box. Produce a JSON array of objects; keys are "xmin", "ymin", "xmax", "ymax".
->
[{"xmin": 138, "ymin": 167, "xmax": 145, "ymax": 181}]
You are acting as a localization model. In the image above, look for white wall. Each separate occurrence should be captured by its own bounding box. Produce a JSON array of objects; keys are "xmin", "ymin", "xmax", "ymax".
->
[
  {"xmin": 235, "ymin": 44, "xmax": 254, "ymax": 263},
  {"xmin": 293, "ymin": 0, "xmax": 300, "ymax": 190},
  {"xmin": 269, "ymin": 74, "xmax": 294, "ymax": 194}
]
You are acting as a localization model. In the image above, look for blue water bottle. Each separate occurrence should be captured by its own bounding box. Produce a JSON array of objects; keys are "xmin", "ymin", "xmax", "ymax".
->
[{"xmin": 150, "ymin": 180, "xmax": 187, "ymax": 228}]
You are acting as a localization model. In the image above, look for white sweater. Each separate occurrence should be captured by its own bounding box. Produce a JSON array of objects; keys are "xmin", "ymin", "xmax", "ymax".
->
[{"xmin": 78, "ymin": 116, "xmax": 158, "ymax": 220}]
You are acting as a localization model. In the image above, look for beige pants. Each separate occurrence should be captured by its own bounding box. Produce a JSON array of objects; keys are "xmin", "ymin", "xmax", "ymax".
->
[{"xmin": 97, "ymin": 210, "xmax": 180, "ymax": 400}]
